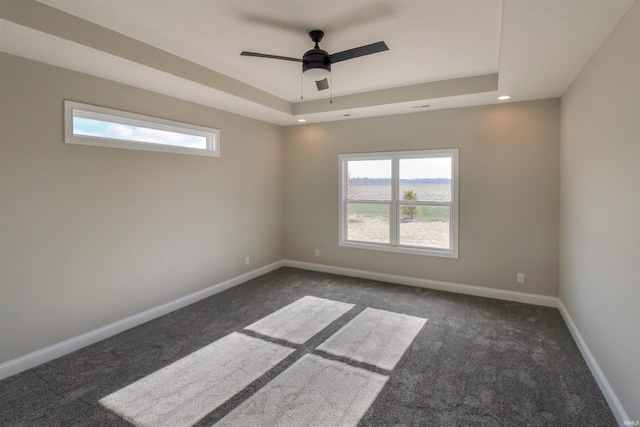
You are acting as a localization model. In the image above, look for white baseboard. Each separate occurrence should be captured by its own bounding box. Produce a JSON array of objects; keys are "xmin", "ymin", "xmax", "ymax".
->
[
  {"xmin": 556, "ymin": 300, "xmax": 630, "ymax": 426},
  {"xmin": 283, "ymin": 259, "xmax": 559, "ymax": 307},
  {"xmin": 0, "ymin": 261, "xmax": 284, "ymax": 380}
]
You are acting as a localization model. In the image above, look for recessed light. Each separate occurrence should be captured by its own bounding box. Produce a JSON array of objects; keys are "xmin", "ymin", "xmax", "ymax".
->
[
  {"xmin": 297, "ymin": 119, "xmax": 306, "ymax": 123},
  {"xmin": 498, "ymin": 95, "xmax": 511, "ymax": 101}
]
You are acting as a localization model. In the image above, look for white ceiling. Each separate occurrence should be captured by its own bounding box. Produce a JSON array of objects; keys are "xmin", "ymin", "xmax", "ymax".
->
[{"xmin": 0, "ymin": 0, "xmax": 634, "ymax": 125}]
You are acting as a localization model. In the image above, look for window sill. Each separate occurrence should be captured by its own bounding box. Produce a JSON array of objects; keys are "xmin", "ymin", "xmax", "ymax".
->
[{"xmin": 339, "ymin": 241, "xmax": 458, "ymax": 259}]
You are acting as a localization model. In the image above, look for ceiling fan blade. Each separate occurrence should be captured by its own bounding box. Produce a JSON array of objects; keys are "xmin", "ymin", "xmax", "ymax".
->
[
  {"xmin": 240, "ymin": 51, "xmax": 302, "ymax": 62},
  {"xmin": 316, "ymin": 78, "xmax": 329, "ymax": 91},
  {"xmin": 329, "ymin": 41, "xmax": 389, "ymax": 64}
]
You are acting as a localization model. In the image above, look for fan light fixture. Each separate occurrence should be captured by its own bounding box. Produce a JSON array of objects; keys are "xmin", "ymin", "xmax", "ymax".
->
[
  {"xmin": 302, "ymin": 31, "xmax": 331, "ymax": 81},
  {"xmin": 303, "ymin": 67, "xmax": 330, "ymax": 81}
]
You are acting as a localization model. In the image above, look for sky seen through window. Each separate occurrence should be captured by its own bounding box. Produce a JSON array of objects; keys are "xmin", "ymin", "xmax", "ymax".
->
[
  {"xmin": 348, "ymin": 157, "xmax": 451, "ymax": 180},
  {"xmin": 73, "ymin": 117, "xmax": 207, "ymax": 149}
]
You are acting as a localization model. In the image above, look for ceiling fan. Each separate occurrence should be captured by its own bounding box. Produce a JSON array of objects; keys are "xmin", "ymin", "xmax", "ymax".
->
[{"xmin": 241, "ymin": 30, "xmax": 389, "ymax": 91}]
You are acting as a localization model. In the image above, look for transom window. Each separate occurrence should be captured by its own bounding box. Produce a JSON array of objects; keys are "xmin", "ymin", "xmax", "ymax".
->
[
  {"xmin": 64, "ymin": 101, "xmax": 219, "ymax": 157},
  {"xmin": 339, "ymin": 149, "xmax": 458, "ymax": 258}
]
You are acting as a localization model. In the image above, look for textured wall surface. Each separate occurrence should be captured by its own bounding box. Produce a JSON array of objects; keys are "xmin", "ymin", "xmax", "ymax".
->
[{"xmin": 0, "ymin": 54, "xmax": 284, "ymax": 363}]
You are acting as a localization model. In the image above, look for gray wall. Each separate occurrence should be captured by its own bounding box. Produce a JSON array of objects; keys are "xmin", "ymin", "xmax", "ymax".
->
[
  {"xmin": 560, "ymin": 0, "xmax": 640, "ymax": 420},
  {"xmin": 283, "ymin": 99, "xmax": 560, "ymax": 296},
  {"xmin": 0, "ymin": 54, "xmax": 284, "ymax": 364}
]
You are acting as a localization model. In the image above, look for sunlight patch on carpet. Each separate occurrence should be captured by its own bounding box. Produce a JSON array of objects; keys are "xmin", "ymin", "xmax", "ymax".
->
[
  {"xmin": 214, "ymin": 354, "xmax": 389, "ymax": 427},
  {"xmin": 99, "ymin": 332, "xmax": 293, "ymax": 427},
  {"xmin": 317, "ymin": 307, "xmax": 427, "ymax": 370},
  {"xmin": 245, "ymin": 295, "xmax": 354, "ymax": 344},
  {"xmin": 101, "ymin": 296, "xmax": 428, "ymax": 426}
]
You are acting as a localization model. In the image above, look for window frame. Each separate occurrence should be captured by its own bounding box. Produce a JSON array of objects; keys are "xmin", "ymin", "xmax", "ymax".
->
[
  {"xmin": 64, "ymin": 100, "xmax": 220, "ymax": 157},
  {"xmin": 339, "ymin": 149, "xmax": 459, "ymax": 258}
]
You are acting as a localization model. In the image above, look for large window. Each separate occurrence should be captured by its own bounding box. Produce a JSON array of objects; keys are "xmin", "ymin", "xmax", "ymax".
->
[
  {"xmin": 339, "ymin": 149, "xmax": 458, "ymax": 258},
  {"xmin": 64, "ymin": 101, "xmax": 220, "ymax": 157}
]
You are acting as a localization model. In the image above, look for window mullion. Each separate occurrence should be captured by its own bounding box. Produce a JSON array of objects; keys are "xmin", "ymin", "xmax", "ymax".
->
[{"xmin": 402, "ymin": 201, "xmax": 452, "ymax": 207}]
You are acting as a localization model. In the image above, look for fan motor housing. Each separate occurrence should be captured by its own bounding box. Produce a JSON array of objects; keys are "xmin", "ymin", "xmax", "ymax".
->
[{"xmin": 302, "ymin": 48, "xmax": 331, "ymax": 76}]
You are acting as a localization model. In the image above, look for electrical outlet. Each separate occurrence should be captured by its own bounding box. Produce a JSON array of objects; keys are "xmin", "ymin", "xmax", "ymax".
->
[
  {"xmin": 245, "ymin": 256, "xmax": 250, "ymax": 265},
  {"xmin": 517, "ymin": 273, "xmax": 525, "ymax": 283},
  {"xmin": 315, "ymin": 249, "xmax": 320, "ymax": 257}
]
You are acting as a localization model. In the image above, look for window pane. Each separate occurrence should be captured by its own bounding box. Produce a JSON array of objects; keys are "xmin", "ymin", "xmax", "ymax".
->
[
  {"xmin": 73, "ymin": 117, "xmax": 208, "ymax": 149},
  {"xmin": 399, "ymin": 205, "xmax": 450, "ymax": 249},
  {"xmin": 347, "ymin": 203, "xmax": 390, "ymax": 243},
  {"xmin": 399, "ymin": 158, "xmax": 451, "ymax": 202},
  {"xmin": 347, "ymin": 160, "xmax": 391, "ymax": 200}
]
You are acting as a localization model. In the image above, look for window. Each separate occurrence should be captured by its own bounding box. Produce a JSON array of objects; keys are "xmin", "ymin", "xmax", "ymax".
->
[
  {"xmin": 339, "ymin": 149, "xmax": 458, "ymax": 258},
  {"xmin": 64, "ymin": 101, "xmax": 219, "ymax": 157}
]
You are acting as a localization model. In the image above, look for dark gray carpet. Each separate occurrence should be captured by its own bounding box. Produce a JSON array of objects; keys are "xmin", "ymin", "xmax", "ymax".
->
[{"xmin": 0, "ymin": 267, "xmax": 617, "ymax": 426}]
